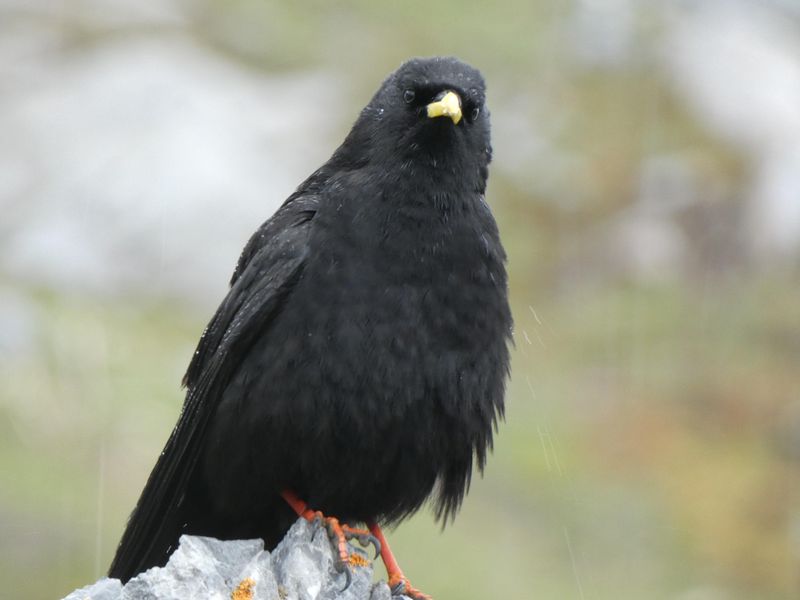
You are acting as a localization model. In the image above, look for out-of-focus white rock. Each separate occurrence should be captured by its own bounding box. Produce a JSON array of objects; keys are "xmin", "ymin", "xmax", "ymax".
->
[
  {"xmin": 0, "ymin": 19, "xmax": 344, "ymax": 307},
  {"xmin": 663, "ymin": 0, "xmax": 800, "ymax": 263}
]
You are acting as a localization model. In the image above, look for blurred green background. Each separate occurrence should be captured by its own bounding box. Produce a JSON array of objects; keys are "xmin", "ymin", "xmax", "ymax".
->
[{"xmin": 1, "ymin": 1, "xmax": 799, "ymax": 598}]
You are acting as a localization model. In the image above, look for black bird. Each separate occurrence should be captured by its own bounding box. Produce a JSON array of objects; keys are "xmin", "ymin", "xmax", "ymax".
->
[{"xmin": 109, "ymin": 56, "xmax": 512, "ymax": 598}]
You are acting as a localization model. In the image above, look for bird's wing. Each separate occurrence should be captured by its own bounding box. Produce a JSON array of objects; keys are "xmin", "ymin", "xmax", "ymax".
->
[
  {"xmin": 183, "ymin": 194, "xmax": 318, "ymax": 389},
  {"xmin": 108, "ymin": 196, "xmax": 317, "ymax": 581}
]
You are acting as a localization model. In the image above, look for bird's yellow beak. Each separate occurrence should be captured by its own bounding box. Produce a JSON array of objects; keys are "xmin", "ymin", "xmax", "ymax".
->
[{"xmin": 426, "ymin": 91, "xmax": 462, "ymax": 125}]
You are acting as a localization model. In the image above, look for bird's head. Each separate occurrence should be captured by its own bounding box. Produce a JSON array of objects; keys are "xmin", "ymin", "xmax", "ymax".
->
[{"xmin": 332, "ymin": 57, "xmax": 492, "ymax": 193}]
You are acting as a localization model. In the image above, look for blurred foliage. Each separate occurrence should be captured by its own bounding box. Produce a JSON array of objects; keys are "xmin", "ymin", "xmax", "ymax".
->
[
  {"xmin": 3, "ymin": 276, "xmax": 798, "ymax": 599},
  {"xmin": 2, "ymin": 1, "xmax": 799, "ymax": 599}
]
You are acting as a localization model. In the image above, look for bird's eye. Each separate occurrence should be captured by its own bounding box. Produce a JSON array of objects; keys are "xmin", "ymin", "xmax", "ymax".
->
[
  {"xmin": 470, "ymin": 107, "xmax": 481, "ymax": 121},
  {"xmin": 403, "ymin": 89, "xmax": 416, "ymax": 104}
]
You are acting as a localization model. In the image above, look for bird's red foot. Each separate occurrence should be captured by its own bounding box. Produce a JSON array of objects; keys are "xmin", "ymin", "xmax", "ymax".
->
[
  {"xmin": 281, "ymin": 490, "xmax": 429, "ymax": 598},
  {"xmin": 280, "ymin": 490, "xmax": 380, "ymax": 572},
  {"xmin": 368, "ymin": 521, "xmax": 432, "ymax": 600},
  {"xmin": 312, "ymin": 512, "xmax": 375, "ymax": 569},
  {"xmin": 387, "ymin": 574, "xmax": 432, "ymax": 600}
]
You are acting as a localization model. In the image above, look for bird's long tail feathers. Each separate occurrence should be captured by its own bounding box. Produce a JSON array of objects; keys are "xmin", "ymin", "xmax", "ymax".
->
[
  {"xmin": 107, "ymin": 356, "xmax": 227, "ymax": 582},
  {"xmin": 108, "ymin": 246, "xmax": 305, "ymax": 581}
]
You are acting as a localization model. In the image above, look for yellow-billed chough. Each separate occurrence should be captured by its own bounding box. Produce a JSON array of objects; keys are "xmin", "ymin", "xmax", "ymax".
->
[{"xmin": 109, "ymin": 56, "xmax": 512, "ymax": 599}]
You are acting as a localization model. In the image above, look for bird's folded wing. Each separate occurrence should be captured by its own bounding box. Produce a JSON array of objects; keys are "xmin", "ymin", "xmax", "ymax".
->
[
  {"xmin": 108, "ymin": 198, "xmax": 315, "ymax": 581},
  {"xmin": 184, "ymin": 194, "xmax": 318, "ymax": 389}
]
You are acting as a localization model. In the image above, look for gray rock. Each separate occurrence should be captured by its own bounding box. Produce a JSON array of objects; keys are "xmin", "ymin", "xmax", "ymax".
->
[
  {"xmin": 61, "ymin": 519, "xmax": 410, "ymax": 600},
  {"xmin": 368, "ymin": 582, "xmax": 394, "ymax": 600},
  {"xmin": 271, "ymin": 518, "xmax": 377, "ymax": 600},
  {"xmin": 663, "ymin": 1, "xmax": 800, "ymax": 262},
  {"xmin": 63, "ymin": 577, "xmax": 123, "ymax": 600},
  {"xmin": 120, "ymin": 536, "xmax": 276, "ymax": 600},
  {"xmin": 0, "ymin": 27, "xmax": 344, "ymax": 305}
]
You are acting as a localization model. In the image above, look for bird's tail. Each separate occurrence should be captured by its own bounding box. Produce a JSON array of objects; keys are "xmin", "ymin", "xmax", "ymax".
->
[
  {"xmin": 108, "ymin": 421, "xmax": 202, "ymax": 581},
  {"xmin": 108, "ymin": 356, "xmax": 229, "ymax": 582}
]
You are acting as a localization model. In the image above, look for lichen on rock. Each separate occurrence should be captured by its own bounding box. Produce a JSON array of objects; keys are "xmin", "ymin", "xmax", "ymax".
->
[{"xmin": 62, "ymin": 519, "xmax": 408, "ymax": 600}]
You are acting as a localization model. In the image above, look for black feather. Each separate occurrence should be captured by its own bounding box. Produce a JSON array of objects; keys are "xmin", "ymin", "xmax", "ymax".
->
[{"xmin": 109, "ymin": 56, "xmax": 512, "ymax": 582}]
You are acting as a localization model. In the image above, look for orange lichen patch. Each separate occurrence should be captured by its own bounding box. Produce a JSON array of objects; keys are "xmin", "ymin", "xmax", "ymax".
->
[
  {"xmin": 348, "ymin": 552, "xmax": 370, "ymax": 568},
  {"xmin": 231, "ymin": 577, "xmax": 255, "ymax": 600}
]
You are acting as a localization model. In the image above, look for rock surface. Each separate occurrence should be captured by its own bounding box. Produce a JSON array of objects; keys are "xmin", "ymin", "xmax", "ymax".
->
[{"xmin": 62, "ymin": 519, "xmax": 409, "ymax": 600}]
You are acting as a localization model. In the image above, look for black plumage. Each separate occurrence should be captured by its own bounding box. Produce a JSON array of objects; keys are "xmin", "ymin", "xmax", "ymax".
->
[{"xmin": 109, "ymin": 56, "xmax": 512, "ymax": 584}]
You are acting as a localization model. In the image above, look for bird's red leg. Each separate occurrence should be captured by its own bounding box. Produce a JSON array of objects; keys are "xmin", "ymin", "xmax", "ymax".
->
[
  {"xmin": 280, "ymin": 489, "xmax": 316, "ymax": 521},
  {"xmin": 280, "ymin": 490, "xmax": 376, "ymax": 569},
  {"xmin": 368, "ymin": 521, "xmax": 432, "ymax": 600}
]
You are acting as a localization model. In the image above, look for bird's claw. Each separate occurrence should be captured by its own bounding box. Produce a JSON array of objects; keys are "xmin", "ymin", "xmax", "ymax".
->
[
  {"xmin": 331, "ymin": 521, "xmax": 381, "ymax": 560},
  {"xmin": 390, "ymin": 581, "xmax": 405, "ymax": 596},
  {"xmin": 349, "ymin": 531, "xmax": 382, "ymax": 559},
  {"xmin": 389, "ymin": 576, "xmax": 432, "ymax": 600},
  {"xmin": 306, "ymin": 513, "xmax": 374, "ymax": 592},
  {"xmin": 338, "ymin": 564, "xmax": 353, "ymax": 592}
]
